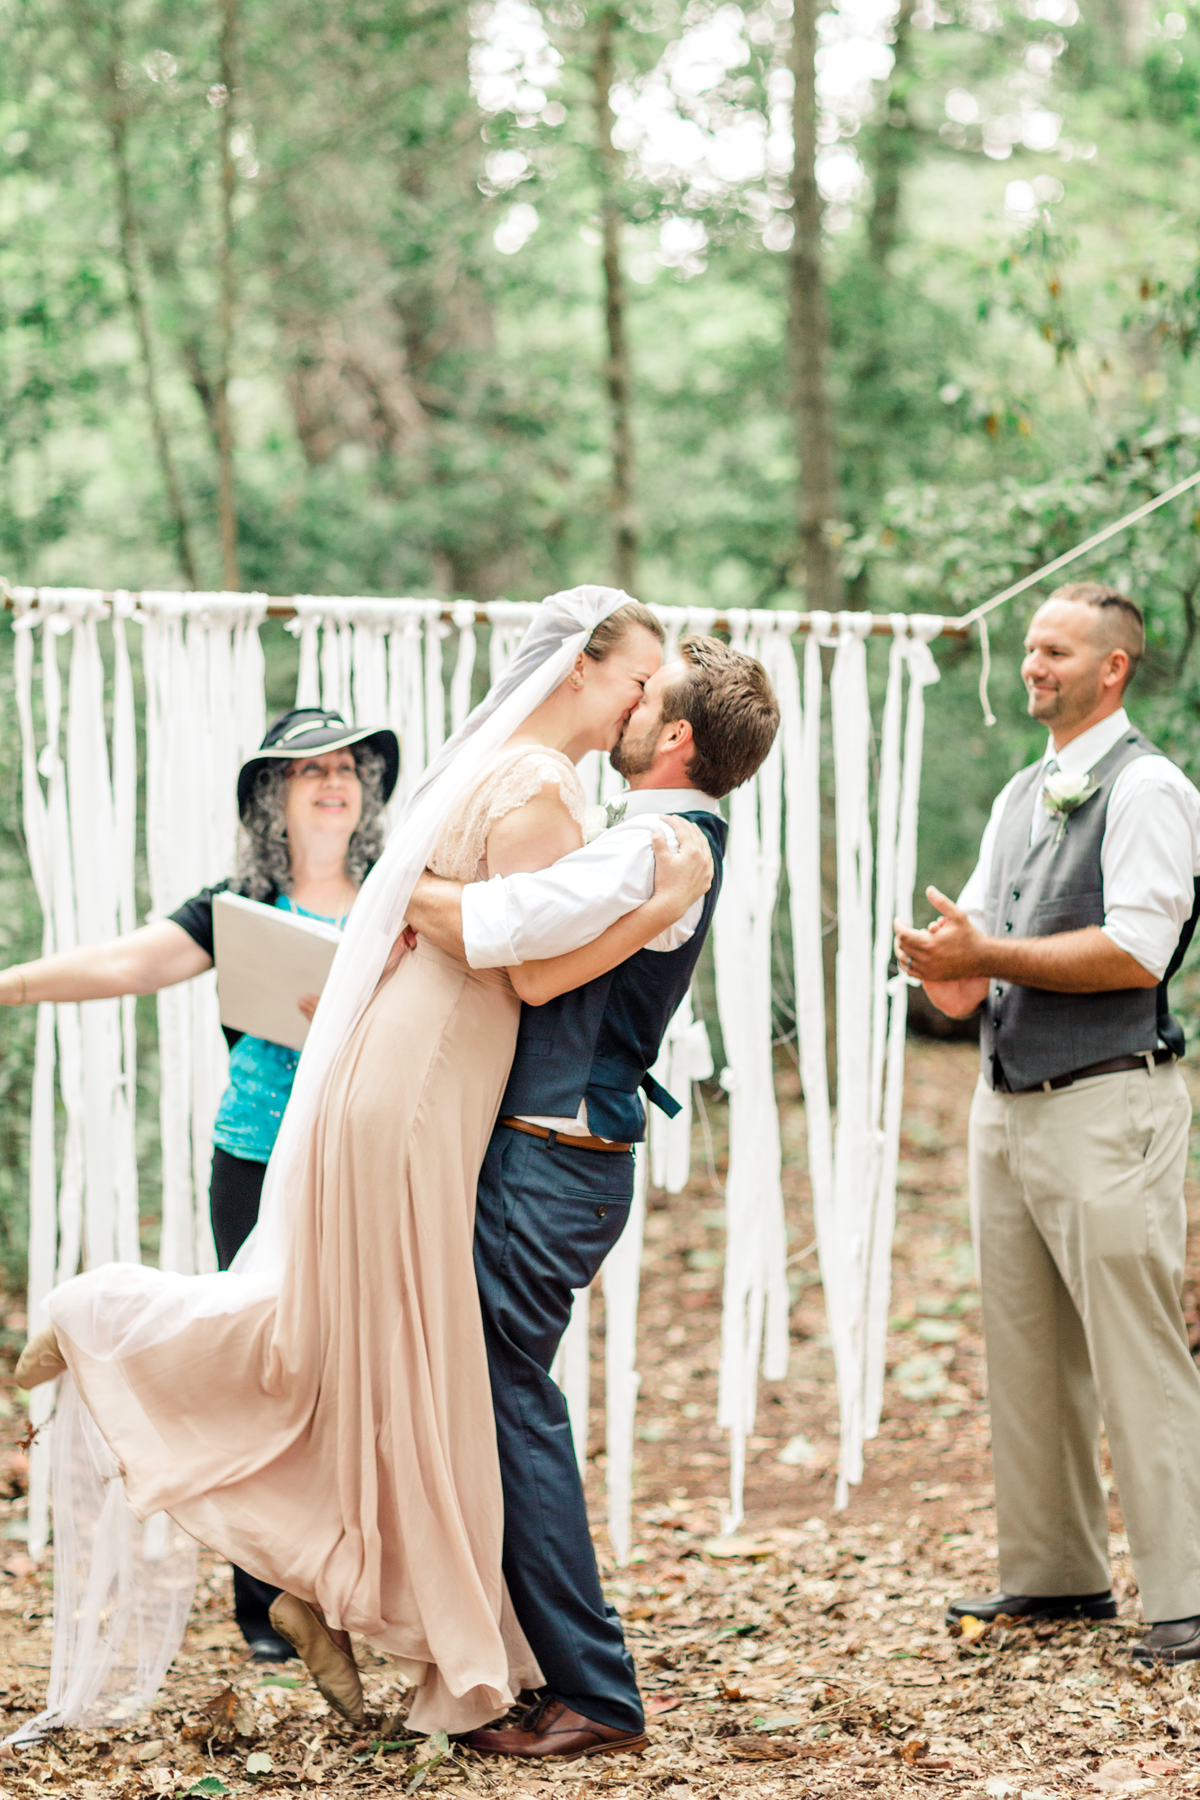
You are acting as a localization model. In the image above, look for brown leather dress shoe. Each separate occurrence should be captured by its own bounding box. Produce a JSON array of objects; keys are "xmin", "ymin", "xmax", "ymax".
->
[
  {"xmin": 461, "ymin": 1697, "xmax": 648, "ymax": 1760},
  {"xmin": 1132, "ymin": 1617, "xmax": 1200, "ymax": 1665}
]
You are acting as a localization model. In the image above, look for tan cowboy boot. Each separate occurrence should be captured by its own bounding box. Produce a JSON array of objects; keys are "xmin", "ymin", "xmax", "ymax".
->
[
  {"xmin": 268, "ymin": 1593, "xmax": 364, "ymax": 1726},
  {"xmin": 15, "ymin": 1324, "xmax": 67, "ymax": 1390}
]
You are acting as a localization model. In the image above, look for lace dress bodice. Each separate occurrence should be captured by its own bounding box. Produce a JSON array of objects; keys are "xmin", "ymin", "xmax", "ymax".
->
[{"xmin": 428, "ymin": 744, "xmax": 586, "ymax": 883}]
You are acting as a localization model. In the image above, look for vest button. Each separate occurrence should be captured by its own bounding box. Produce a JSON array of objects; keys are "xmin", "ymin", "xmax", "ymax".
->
[{"xmin": 596, "ymin": 1206, "xmax": 608, "ymax": 1219}]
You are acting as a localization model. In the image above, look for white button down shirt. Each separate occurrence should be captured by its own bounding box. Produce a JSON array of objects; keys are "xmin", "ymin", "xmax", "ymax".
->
[
  {"xmin": 957, "ymin": 708, "xmax": 1200, "ymax": 979},
  {"xmin": 461, "ymin": 786, "xmax": 720, "ymax": 969},
  {"xmin": 460, "ymin": 785, "xmax": 722, "ymax": 1137}
]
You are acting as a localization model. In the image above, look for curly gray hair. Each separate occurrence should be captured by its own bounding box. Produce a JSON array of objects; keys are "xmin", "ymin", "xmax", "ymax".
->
[{"xmin": 232, "ymin": 744, "xmax": 388, "ymax": 902}]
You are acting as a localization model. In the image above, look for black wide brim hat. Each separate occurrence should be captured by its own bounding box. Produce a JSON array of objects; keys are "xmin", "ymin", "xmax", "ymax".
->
[{"xmin": 237, "ymin": 709, "xmax": 400, "ymax": 821}]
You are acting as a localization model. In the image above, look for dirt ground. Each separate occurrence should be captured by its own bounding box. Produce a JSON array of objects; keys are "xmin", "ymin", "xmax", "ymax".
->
[{"xmin": 2, "ymin": 1039, "xmax": 1200, "ymax": 1799}]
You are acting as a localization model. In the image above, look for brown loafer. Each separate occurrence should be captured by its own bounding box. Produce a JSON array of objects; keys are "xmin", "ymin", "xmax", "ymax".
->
[
  {"xmin": 15, "ymin": 1323, "xmax": 67, "ymax": 1391},
  {"xmin": 461, "ymin": 1697, "xmax": 648, "ymax": 1760},
  {"xmin": 268, "ymin": 1593, "xmax": 363, "ymax": 1726}
]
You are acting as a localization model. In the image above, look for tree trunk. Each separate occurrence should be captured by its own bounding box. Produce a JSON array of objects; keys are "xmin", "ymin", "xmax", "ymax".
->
[
  {"xmin": 99, "ymin": 43, "xmax": 198, "ymax": 588},
  {"xmin": 214, "ymin": 0, "xmax": 241, "ymax": 591},
  {"xmin": 867, "ymin": 0, "xmax": 916, "ymax": 270},
  {"xmin": 591, "ymin": 7, "xmax": 638, "ymax": 594},
  {"xmin": 788, "ymin": 0, "xmax": 841, "ymax": 614}
]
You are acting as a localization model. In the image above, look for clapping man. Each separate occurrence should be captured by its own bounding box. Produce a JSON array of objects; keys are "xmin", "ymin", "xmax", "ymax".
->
[{"xmin": 895, "ymin": 582, "xmax": 1200, "ymax": 1667}]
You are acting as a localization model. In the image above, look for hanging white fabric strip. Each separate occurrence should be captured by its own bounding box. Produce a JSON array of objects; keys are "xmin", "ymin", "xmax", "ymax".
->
[
  {"xmin": 290, "ymin": 607, "xmax": 322, "ymax": 710},
  {"xmin": 111, "ymin": 598, "xmax": 140, "ymax": 1268},
  {"xmin": 449, "ymin": 602, "xmax": 478, "ymax": 735},
  {"xmin": 828, "ymin": 611, "xmax": 876, "ymax": 1507},
  {"xmin": 857, "ymin": 620, "xmax": 908, "ymax": 1451},
  {"xmin": 13, "ymin": 605, "xmax": 62, "ymax": 1563},
  {"xmin": 66, "ymin": 602, "xmax": 122, "ymax": 1272},
  {"xmin": 862, "ymin": 621, "xmax": 942, "ymax": 1439},
  {"xmin": 712, "ymin": 612, "xmax": 787, "ymax": 1534}
]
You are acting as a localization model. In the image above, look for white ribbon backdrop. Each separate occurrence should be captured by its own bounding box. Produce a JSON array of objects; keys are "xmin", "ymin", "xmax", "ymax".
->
[{"xmin": 10, "ymin": 587, "xmax": 942, "ymax": 1573}]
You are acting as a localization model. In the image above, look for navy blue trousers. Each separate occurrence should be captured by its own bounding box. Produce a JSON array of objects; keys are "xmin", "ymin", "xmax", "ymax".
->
[{"xmin": 474, "ymin": 1124, "xmax": 644, "ymax": 1734}]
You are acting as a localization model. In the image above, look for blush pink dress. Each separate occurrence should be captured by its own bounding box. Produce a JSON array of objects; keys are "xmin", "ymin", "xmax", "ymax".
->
[{"xmin": 54, "ymin": 745, "xmax": 586, "ymax": 1733}]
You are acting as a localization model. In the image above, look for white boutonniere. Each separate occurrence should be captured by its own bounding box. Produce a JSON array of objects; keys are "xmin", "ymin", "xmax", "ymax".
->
[
  {"xmin": 583, "ymin": 797, "xmax": 628, "ymax": 843},
  {"xmin": 1041, "ymin": 768, "xmax": 1099, "ymax": 844}
]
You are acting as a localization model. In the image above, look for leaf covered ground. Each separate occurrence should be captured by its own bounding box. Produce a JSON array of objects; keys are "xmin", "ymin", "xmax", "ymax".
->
[{"xmin": 1, "ymin": 1040, "xmax": 1199, "ymax": 1798}]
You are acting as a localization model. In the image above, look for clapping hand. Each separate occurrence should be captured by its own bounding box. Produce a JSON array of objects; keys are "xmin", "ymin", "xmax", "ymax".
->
[{"xmin": 895, "ymin": 887, "xmax": 990, "ymax": 1019}]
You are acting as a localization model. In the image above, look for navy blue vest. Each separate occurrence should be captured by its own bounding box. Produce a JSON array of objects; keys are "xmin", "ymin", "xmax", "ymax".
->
[{"xmin": 498, "ymin": 810, "xmax": 728, "ymax": 1142}]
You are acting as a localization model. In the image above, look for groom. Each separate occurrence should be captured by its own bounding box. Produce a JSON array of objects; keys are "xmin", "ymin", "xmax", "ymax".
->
[{"xmin": 407, "ymin": 635, "xmax": 779, "ymax": 1758}]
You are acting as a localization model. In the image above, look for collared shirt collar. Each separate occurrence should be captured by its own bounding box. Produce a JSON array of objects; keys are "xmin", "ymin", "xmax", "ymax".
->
[
  {"xmin": 618, "ymin": 786, "xmax": 723, "ymax": 819},
  {"xmin": 1043, "ymin": 708, "xmax": 1130, "ymax": 776}
]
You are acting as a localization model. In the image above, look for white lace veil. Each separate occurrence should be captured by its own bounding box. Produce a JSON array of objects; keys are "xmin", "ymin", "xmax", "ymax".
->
[{"xmin": 15, "ymin": 584, "xmax": 630, "ymax": 1743}]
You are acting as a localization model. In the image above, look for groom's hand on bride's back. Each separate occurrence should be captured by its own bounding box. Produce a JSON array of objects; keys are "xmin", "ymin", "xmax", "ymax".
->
[{"xmin": 651, "ymin": 818, "xmax": 713, "ymax": 917}]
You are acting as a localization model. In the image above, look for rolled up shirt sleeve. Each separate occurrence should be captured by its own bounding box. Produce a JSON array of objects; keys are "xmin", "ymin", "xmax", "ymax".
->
[
  {"xmin": 460, "ymin": 817, "xmax": 697, "ymax": 969},
  {"xmin": 1100, "ymin": 762, "xmax": 1200, "ymax": 979}
]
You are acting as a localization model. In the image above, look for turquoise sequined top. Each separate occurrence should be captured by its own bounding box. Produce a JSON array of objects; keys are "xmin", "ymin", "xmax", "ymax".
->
[{"xmin": 210, "ymin": 895, "xmax": 345, "ymax": 1166}]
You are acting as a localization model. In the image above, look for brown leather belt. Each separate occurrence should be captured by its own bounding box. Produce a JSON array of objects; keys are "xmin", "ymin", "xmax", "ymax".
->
[
  {"xmin": 499, "ymin": 1117, "xmax": 632, "ymax": 1154},
  {"xmin": 1002, "ymin": 1048, "xmax": 1174, "ymax": 1095}
]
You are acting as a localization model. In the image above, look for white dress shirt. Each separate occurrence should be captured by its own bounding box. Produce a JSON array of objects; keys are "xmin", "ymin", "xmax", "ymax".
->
[
  {"xmin": 461, "ymin": 787, "xmax": 721, "ymax": 969},
  {"xmin": 460, "ymin": 785, "xmax": 723, "ymax": 1137},
  {"xmin": 957, "ymin": 708, "xmax": 1200, "ymax": 980}
]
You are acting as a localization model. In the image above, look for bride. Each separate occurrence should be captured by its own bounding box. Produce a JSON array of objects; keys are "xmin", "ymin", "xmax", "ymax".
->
[{"xmin": 14, "ymin": 587, "xmax": 710, "ymax": 1742}]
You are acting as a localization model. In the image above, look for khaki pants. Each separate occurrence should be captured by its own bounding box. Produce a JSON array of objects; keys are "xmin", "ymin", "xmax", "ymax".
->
[{"xmin": 969, "ymin": 1061, "xmax": 1200, "ymax": 1622}]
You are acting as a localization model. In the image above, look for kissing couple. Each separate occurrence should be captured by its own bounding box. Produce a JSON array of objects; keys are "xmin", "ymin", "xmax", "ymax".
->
[{"xmin": 17, "ymin": 587, "xmax": 780, "ymax": 1761}]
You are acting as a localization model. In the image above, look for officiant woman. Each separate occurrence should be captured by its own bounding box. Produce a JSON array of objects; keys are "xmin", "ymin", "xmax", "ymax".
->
[{"xmin": 0, "ymin": 706, "xmax": 399, "ymax": 1657}]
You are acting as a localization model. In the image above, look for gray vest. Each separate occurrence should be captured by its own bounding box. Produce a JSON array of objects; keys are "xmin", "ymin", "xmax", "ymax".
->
[{"xmin": 980, "ymin": 728, "xmax": 1163, "ymax": 1090}]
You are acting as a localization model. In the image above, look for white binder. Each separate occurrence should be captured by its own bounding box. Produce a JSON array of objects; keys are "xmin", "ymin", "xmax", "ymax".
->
[{"xmin": 212, "ymin": 891, "xmax": 341, "ymax": 1052}]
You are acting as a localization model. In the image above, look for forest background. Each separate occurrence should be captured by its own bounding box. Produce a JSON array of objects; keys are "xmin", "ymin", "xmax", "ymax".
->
[{"xmin": 0, "ymin": 0, "xmax": 1199, "ymax": 1277}]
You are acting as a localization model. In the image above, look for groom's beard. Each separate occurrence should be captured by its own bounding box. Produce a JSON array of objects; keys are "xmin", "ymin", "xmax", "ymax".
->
[{"xmin": 609, "ymin": 718, "xmax": 659, "ymax": 779}]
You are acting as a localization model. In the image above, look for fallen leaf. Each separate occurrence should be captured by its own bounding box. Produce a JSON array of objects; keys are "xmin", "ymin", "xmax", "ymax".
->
[
  {"xmin": 135, "ymin": 1739, "xmax": 166, "ymax": 1763},
  {"xmin": 726, "ymin": 1735, "xmax": 798, "ymax": 1761},
  {"xmin": 957, "ymin": 1614, "xmax": 988, "ymax": 1643},
  {"xmin": 718, "ymin": 1683, "xmax": 743, "ymax": 1701},
  {"xmin": 702, "ymin": 1536, "xmax": 772, "ymax": 1559},
  {"xmin": 646, "ymin": 1694, "xmax": 682, "ymax": 1716},
  {"xmin": 1089, "ymin": 1761, "xmax": 1157, "ymax": 1794},
  {"xmin": 761, "ymin": 1715, "xmax": 807, "ymax": 1729},
  {"xmin": 202, "ymin": 1686, "xmax": 238, "ymax": 1730},
  {"xmin": 245, "ymin": 1750, "xmax": 273, "ymax": 1774}
]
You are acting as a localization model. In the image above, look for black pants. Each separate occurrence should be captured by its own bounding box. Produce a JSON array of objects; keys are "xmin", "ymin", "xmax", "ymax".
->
[
  {"xmin": 473, "ymin": 1124, "xmax": 643, "ymax": 1734},
  {"xmin": 209, "ymin": 1147, "xmax": 284, "ymax": 1647}
]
